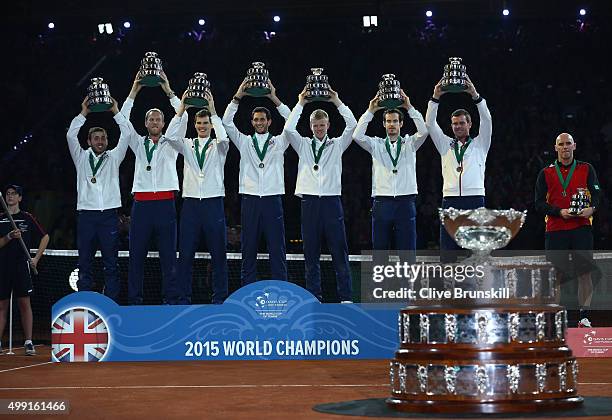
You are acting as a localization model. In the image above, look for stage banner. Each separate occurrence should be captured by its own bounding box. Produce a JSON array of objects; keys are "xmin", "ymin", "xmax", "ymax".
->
[
  {"xmin": 51, "ymin": 281, "xmax": 401, "ymax": 362},
  {"xmin": 567, "ymin": 328, "xmax": 612, "ymax": 357}
]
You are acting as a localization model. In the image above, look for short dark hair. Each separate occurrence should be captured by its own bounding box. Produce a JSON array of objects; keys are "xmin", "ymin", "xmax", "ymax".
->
[
  {"xmin": 251, "ymin": 107, "xmax": 271, "ymax": 120},
  {"xmin": 5, "ymin": 184, "xmax": 23, "ymax": 196},
  {"xmin": 383, "ymin": 108, "xmax": 404, "ymax": 123},
  {"xmin": 195, "ymin": 109, "xmax": 212, "ymax": 120},
  {"xmin": 88, "ymin": 127, "xmax": 107, "ymax": 141},
  {"xmin": 451, "ymin": 109, "xmax": 471, "ymax": 123}
]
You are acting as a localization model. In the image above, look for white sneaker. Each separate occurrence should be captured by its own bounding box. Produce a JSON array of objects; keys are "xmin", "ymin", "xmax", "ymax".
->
[
  {"xmin": 25, "ymin": 342, "xmax": 36, "ymax": 356},
  {"xmin": 578, "ymin": 318, "xmax": 592, "ymax": 328}
]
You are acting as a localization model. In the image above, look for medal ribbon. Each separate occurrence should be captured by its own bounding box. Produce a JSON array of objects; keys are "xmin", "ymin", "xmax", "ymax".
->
[
  {"xmin": 311, "ymin": 135, "xmax": 328, "ymax": 165},
  {"xmin": 554, "ymin": 159, "xmax": 577, "ymax": 196},
  {"xmin": 251, "ymin": 133, "xmax": 272, "ymax": 163},
  {"xmin": 194, "ymin": 138, "xmax": 213, "ymax": 170},
  {"xmin": 453, "ymin": 137, "xmax": 472, "ymax": 167},
  {"xmin": 88, "ymin": 152, "xmax": 104, "ymax": 178},
  {"xmin": 144, "ymin": 137, "xmax": 157, "ymax": 165},
  {"xmin": 384, "ymin": 136, "xmax": 402, "ymax": 168}
]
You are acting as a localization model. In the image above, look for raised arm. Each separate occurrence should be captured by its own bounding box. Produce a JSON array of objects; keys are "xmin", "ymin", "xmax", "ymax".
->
[
  {"xmin": 425, "ymin": 80, "xmax": 452, "ymax": 155},
  {"xmin": 466, "ymin": 77, "xmax": 492, "ymax": 152},
  {"xmin": 330, "ymin": 89, "xmax": 357, "ymax": 152},
  {"xmin": 353, "ymin": 95, "xmax": 383, "ymax": 154},
  {"xmin": 108, "ymin": 98, "xmax": 135, "ymax": 162},
  {"xmin": 283, "ymin": 89, "xmax": 308, "ymax": 152},
  {"xmin": 400, "ymin": 90, "xmax": 428, "ymax": 150},
  {"xmin": 222, "ymin": 79, "xmax": 249, "ymax": 149},
  {"xmin": 66, "ymin": 98, "xmax": 89, "ymax": 164}
]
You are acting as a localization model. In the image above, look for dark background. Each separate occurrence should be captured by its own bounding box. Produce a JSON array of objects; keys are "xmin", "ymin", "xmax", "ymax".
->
[{"xmin": 2, "ymin": 0, "xmax": 611, "ymax": 254}]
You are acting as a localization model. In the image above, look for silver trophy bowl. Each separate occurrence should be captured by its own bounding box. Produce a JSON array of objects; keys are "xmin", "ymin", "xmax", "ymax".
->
[{"xmin": 86, "ymin": 77, "xmax": 113, "ymax": 112}]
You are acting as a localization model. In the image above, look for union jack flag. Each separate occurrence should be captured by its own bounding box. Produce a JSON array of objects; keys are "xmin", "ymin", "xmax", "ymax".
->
[{"xmin": 52, "ymin": 308, "xmax": 109, "ymax": 362}]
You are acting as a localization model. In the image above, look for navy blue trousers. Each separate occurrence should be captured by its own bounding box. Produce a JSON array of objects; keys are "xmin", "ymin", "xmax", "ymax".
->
[
  {"xmin": 177, "ymin": 197, "xmax": 228, "ymax": 304},
  {"xmin": 440, "ymin": 195, "xmax": 485, "ymax": 262},
  {"xmin": 240, "ymin": 194, "xmax": 287, "ymax": 284},
  {"xmin": 301, "ymin": 196, "xmax": 352, "ymax": 302},
  {"xmin": 128, "ymin": 199, "xmax": 178, "ymax": 305},
  {"xmin": 76, "ymin": 209, "xmax": 120, "ymax": 302},
  {"xmin": 372, "ymin": 195, "xmax": 417, "ymax": 251}
]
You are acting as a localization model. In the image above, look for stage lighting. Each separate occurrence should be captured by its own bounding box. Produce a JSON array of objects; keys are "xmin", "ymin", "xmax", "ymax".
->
[
  {"xmin": 98, "ymin": 24, "xmax": 105, "ymax": 34},
  {"xmin": 123, "ymin": 21, "xmax": 131, "ymax": 29},
  {"xmin": 273, "ymin": 15, "xmax": 280, "ymax": 22},
  {"xmin": 105, "ymin": 23, "xmax": 113, "ymax": 34},
  {"xmin": 426, "ymin": 10, "xmax": 433, "ymax": 18},
  {"xmin": 198, "ymin": 18, "xmax": 205, "ymax": 26},
  {"xmin": 48, "ymin": 22, "xmax": 55, "ymax": 29},
  {"xmin": 502, "ymin": 9, "xmax": 510, "ymax": 16},
  {"xmin": 579, "ymin": 8, "xmax": 587, "ymax": 16}
]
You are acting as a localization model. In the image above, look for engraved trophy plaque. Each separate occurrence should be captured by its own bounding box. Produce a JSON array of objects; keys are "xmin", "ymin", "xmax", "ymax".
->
[
  {"xmin": 185, "ymin": 72, "xmax": 211, "ymax": 108},
  {"xmin": 377, "ymin": 74, "xmax": 403, "ymax": 108},
  {"xmin": 244, "ymin": 62, "xmax": 271, "ymax": 96},
  {"xmin": 387, "ymin": 208, "xmax": 583, "ymax": 413},
  {"xmin": 569, "ymin": 188, "xmax": 590, "ymax": 215},
  {"xmin": 86, "ymin": 77, "xmax": 113, "ymax": 112},
  {"xmin": 305, "ymin": 68, "xmax": 331, "ymax": 101},
  {"xmin": 138, "ymin": 52, "xmax": 164, "ymax": 87},
  {"xmin": 441, "ymin": 57, "xmax": 468, "ymax": 92}
]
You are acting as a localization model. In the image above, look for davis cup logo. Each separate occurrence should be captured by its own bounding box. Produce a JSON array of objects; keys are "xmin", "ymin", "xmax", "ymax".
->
[{"xmin": 52, "ymin": 307, "xmax": 110, "ymax": 362}]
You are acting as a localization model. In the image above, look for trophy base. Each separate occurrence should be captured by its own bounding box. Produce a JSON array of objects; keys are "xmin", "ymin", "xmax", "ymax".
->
[
  {"xmin": 184, "ymin": 97, "xmax": 209, "ymax": 108},
  {"xmin": 140, "ymin": 75, "xmax": 162, "ymax": 87},
  {"xmin": 245, "ymin": 87, "xmax": 271, "ymax": 97},
  {"xmin": 441, "ymin": 84, "xmax": 467, "ymax": 93},
  {"xmin": 378, "ymin": 98, "xmax": 403, "ymax": 109},
  {"xmin": 306, "ymin": 95, "xmax": 331, "ymax": 102},
  {"xmin": 88, "ymin": 103, "xmax": 113, "ymax": 113}
]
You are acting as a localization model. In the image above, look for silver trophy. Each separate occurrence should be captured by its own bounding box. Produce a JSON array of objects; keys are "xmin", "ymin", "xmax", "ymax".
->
[
  {"xmin": 569, "ymin": 188, "xmax": 590, "ymax": 215},
  {"xmin": 185, "ymin": 72, "xmax": 211, "ymax": 108},
  {"xmin": 441, "ymin": 57, "xmax": 468, "ymax": 92},
  {"xmin": 86, "ymin": 77, "xmax": 113, "ymax": 112},
  {"xmin": 388, "ymin": 208, "xmax": 583, "ymax": 413},
  {"xmin": 305, "ymin": 68, "xmax": 331, "ymax": 101},
  {"xmin": 138, "ymin": 52, "xmax": 164, "ymax": 87},
  {"xmin": 377, "ymin": 74, "xmax": 403, "ymax": 109},
  {"xmin": 244, "ymin": 62, "xmax": 271, "ymax": 96}
]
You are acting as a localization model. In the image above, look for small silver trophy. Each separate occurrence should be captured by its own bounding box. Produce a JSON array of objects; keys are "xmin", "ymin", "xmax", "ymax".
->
[
  {"xmin": 138, "ymin": 52, "xmax": 164, "ymax": 87},
  {"xmin": 244, "ymin": 62, "xmax": 271, "ymax": 96},
  {"xmin": 441, "ymin": 57, "xmax": 468, "ymax": 92},
  {"xmin": 305, "ymin": 68, "xmax": 331, "ymax": 101},
  {"xmin": 377, "ymin": 74, "xmax": 403, "ymax": 108},
  {"xmin": 185, "ymin": 72, "xmax": 211, "ymax": 108},
  {"xmin": 569, "ymin": 188, "xmax": 590, "ymax": 215},
  {"xmin": 86, "ymin": 77, "xmax": 113, "ymax": 112}
]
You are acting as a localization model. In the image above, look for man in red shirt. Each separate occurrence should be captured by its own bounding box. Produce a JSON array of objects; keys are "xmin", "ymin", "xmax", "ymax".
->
[{"xmin": 535, "ymin": 133, "xmax": 601, "ymax": 327}]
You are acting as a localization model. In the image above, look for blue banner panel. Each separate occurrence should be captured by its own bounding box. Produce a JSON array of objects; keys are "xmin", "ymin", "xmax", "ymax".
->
[{"xmin": 51, "ymin": 281, "xmax": 401, "ymax": 362}]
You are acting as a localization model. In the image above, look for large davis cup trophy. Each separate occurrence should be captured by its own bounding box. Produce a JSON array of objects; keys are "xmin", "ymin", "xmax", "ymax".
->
[
  {"xmin": 377, "ymin": 74, "xmax": 403, "ymax": 108},
  {"xmin": 387, "ymin": 207, "xmax": 583, "ymax": 414},
  {"xmin": 305, "ymin": 68, "xmax": 331, "ymax": 101},
  {"xmin": 244, "ymin": 62, "xmax": 271, "ymax": 96},
  {"xmin": 184, "ymin": 72, "xmax": 211, "ymax": 108},
  {"xmin": 86, "ymin": 77, "xmax": 113, "ymax": 112},
  {"xmin": 569, "ymin": 188, "xmax": 590, "ymax": 215},
  {"xmin": 138, "ymin": 52, "xmax": 164, "ymax": 87},
  {"xmin": 441, "ymin": 57, "xmax": 468, "ymax": 92}
]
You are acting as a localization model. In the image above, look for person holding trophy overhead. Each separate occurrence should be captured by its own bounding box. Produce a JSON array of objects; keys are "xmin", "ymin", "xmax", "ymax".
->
[
  {"xmin": 222, "ymin": 68, "xmax": 291, "ymax": 285},
  {"xmin": 165, "ymin": 90, "xmax": 229, "ymax": 305},
  {"xmin": 120, "ymin": 67, "xmax": 183, "ymax": 305},
  {"xmin": 535, "ymin": 133, "xmax": 601, "ymax": 328},
  {"xmin": 283, "ymin": 79, "xmax": 356, "ymax": 303},
  {"xmin": 425, "ymin": 66, "xmax": 492, "ymax": 262},
  {"xmin": 354, "ymin": 89, "xmax": 428, "ymax": 259},
  {"xmin": 66, "ymin": 94, "xmax": 132, "ymax": 303}
]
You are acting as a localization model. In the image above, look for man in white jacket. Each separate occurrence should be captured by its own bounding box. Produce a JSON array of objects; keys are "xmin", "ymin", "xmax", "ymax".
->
[
  {"xmin": 425, "ymin": 77, "xmax": 492, "ymax": 261},
  {"xmin": 284, "ymin": 87, "xmax": 356, "ymax": 302},
  {"xmin": 354, "ymin": 90, "xmax": 428, "ymax": 260},
  {"xmin": 222, "ymin": 79, "xmax": 291, "ymax": 285},
  {"xmin": 66, "ymin": 97, "xmax": 132, "ymax": 302},
  {"xmin": 165, "ymin": 91, "xmax": 229, "ymax": 304},
  {"xmin": 120, "ymin": 72, "xmax": 182, "ymax": 304}
]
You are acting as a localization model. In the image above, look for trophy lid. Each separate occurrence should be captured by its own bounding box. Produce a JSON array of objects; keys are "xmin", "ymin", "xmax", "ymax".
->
[
  {"xmin": 90, "ymin": 77, "xmax": 104, "ymax": 84},
  {"xmin": 193, "ymin": 72, "xmax": 207, "ymax": 78},
  {"xmin": 449, "ymin": 57, "xmax": 463, "ymax": 64},
  {"xmin": 311, "ymin": 67, "xmax": 324, "ymax": 75},
  {"xmin": 252, "ymin": 62, "xmax": 266, "ymax": 68},
  {"xmin": 144, "ymin": 51, "xmax": 159, "ymax": 58},
  {"xmin": 381, "ymin": 73, "xmax": 396, "ymax": 80}
]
